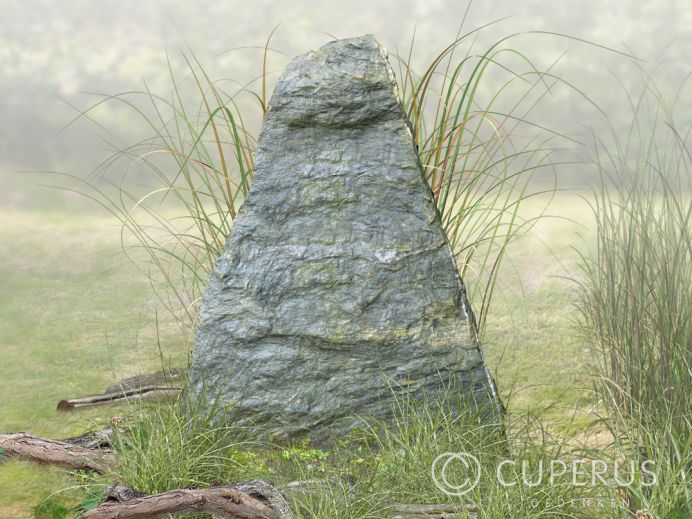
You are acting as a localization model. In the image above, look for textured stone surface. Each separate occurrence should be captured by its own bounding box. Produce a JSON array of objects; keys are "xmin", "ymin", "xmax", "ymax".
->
[{"xmin": 189, "ymin": 35, "xmax": 499, "ymax": 442}]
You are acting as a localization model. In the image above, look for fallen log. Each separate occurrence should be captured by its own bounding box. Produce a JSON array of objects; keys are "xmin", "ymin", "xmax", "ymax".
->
[
  {"xmin": 282, "ymin": 475, "xmax": 355, "ymax": 498},
  {"xmin": 0, "ymin": 433, "xmax": 115, "ymax": 473},
  {"xmin": 58, "ymin": 369, "xmax": 184, "ymax": 410},
  {"xmin": 83, "ymin": 485, "xmax": 281, "ymax": 519},
  {"xmin": 390, "ymin": 514, "xmax": 467, "ymax": 519},
  {"xmin": 57, "ymin": 386, "xmax": 180, "ymax": 410},
  {"xmin": 0, "ymin": 428, "xmax": 123, "ymax": 465},
  {"xmin": 390, "ymin": 515, "xmax": 465, "ymax": 519},
  {"xmin": 94, "ymin": 480, "xmax": 294, "ymax": 519},
  {"xmin": 390, "ymin": 502, "xmax": 478, "ymax": 518},
  {"xmin": 81, "ymin": 480, "xmax": 479, "ymax": 519},
  {"xmin": 104, "ymin": 369, "xmax": 185, "ymax": 393},
  {"xmin": 279, "ymin": 480, "xmax": 477, "ymax": 517}
]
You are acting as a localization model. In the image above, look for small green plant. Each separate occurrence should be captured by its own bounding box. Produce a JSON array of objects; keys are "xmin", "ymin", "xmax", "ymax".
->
[
  {"xmin": 281, "ymin": 439, "xmax": 331, "ymax": 463},
  {"xmin": 34, "ymin": 497, "xmax": 69, "ymax": 519}
]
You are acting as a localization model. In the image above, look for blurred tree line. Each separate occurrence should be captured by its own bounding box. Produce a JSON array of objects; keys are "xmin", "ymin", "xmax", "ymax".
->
[{"xmin": 1, "ymin": 0, "xmax": 689, "ymax": 208}]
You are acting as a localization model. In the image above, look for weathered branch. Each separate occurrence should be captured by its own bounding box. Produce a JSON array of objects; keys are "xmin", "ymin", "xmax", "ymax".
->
[
  {"xmin": 57, "ymin": 386, "xmax": 180, "ymax": 410},
  {"xmin": 58, "ymin": 369, "xmax": 184, "ymax": 410},
  {"xmin": 83, "ymin": 485, "xmax": 281, "ymax": 519},
  {"xmin": 75, "ymin": 479, "xmax": 479, "ymax": 519},
  {"xmin": 104, "ymin": 369, "xmax": 184, "ymax": 393},
  {"xmin": 280, "ymin": 480, "xmax": 477, "ymax": 518},
  {"xmin": 0, "ymin": 433, "xmax": 115, "ymax": 473},
  {"xmin": 93, "ymin": 480, "xmax": 294, "ymax": 519},
  {"xmin": 390, "ymin": 502, "xmax": 478, "ymax": 518},
  {"xmin": 0, "ymin": 428, "xmax": 122, "ymax": 465},
  {"xmin": 282, "ymin": 476, "xmax": 354, "ymax": 498}
]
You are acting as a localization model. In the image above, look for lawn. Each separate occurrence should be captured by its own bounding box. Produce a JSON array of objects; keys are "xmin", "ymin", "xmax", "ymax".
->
[
  {"xmin": 0, "ymin": 193, "xmax": 599, "ymax": 517},
  {"xmin": 0, "ymin": 208, "xmax": 188, "ymax": 516}
]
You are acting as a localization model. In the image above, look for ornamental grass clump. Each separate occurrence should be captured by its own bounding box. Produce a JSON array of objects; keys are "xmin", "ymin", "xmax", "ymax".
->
[
  {"xmin": 72, "ymin": 25, "xmax": 577, "ymax": 336},
  {"xmin": 576, "ymin": 72, "xmax": 691, "ymax": 516}
]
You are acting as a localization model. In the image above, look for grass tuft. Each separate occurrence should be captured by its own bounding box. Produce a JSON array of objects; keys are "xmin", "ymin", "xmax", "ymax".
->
[
  {"xmin": 575, "ymin": 68, "xmax": 691, "ymax": 517},
  {"xmin": 108, "ymin": 397, "xmax": 268, "ymax": 496}
]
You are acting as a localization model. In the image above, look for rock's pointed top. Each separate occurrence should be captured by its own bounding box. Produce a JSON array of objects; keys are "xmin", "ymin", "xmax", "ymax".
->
[{"xmin": 266, "ymin": 34, "xmax": 401, "ymax": 129}]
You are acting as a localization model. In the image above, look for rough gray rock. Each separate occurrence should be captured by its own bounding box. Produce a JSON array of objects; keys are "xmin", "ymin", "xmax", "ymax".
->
[{"xmin": 188, "ymin": 34, "xmax": 499, "ymax": 443}]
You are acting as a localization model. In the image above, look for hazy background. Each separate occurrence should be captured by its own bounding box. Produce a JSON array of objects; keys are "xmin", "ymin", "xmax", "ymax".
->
[{"xmin": 1, "ymin": 0, "xmax": 690, "ymax": 209}]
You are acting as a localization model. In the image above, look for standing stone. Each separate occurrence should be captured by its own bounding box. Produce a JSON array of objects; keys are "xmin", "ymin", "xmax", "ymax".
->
[{"xmin": 189, "ymin": 35, "xmax": 499, "ymax": 442}]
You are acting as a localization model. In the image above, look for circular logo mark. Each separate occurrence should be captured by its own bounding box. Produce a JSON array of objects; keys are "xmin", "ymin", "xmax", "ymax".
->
[{"xmin": 431, "ymin": 452, "xmax": 481, "ymax": 496}]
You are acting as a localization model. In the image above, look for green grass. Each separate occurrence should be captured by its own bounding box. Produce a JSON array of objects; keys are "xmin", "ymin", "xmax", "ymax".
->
[
  {"xmin": 2, "ymin": 193, "xmax": 684, "ymax": 518},
  {"xmin": 479, "ymin": 193, "xmax": 603, "ymax": 438},
  {"xmin": 107, "ymin": 399, "xmax": 268, "ymax": 495},
  {"xmin": 0, "ymin": 210, "xmax": 188, "ymax": 517},
  {"xmin": 347, "ymin": 395, "xmax": 591, "ymax": 518},
  {"xmin": 82, "ymin": 383, "xmax": 605, "ymax": 518},
  {"xmin": 0, "ymin": 196, "xmax": 600, "ymax": 518}
]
